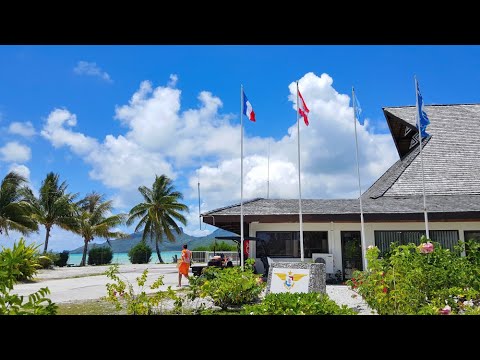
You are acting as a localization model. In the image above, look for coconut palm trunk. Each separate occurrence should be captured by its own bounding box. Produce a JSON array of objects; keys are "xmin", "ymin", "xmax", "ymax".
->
[
  {"xmin": 155, "ymin": 240, "xmax": 164, "ymax": 264},
  {"xmin": 80, "ymin": 239, "xmax": 89, "ymax": 266},
  {"xmin": 43, "ymin": 225, "xmax": 51, "ymax": 254}
]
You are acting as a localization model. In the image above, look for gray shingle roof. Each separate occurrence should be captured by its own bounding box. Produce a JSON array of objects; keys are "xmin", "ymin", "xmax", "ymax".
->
[
  {"xmin": 204, "ymin": 195, "xmax": 480, "ymax": 216},
  {"xmin": 365, "ymin": 104, "xmax": 480, "ymax": 198}
]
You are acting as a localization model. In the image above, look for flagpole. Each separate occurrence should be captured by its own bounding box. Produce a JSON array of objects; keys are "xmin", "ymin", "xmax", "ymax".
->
[
  {"xmin": 197, "ymin": 172, "xmax": 201, "ymax": 230},
  {"xmin": 352, "ymin": 87, "xmax": 367, "ymax": 271},
  {"xmin": 267, "ymin": 140, "xmax": 270, "ymax": 199},
  {"xmin": 296, "ymin": 81, "xmax": 305, "ymax": 262},
  {"xmin": 240, "ymin": 84, "xmax": 245, "ymax": 270},
  {"xmin": 415, "ymin": 76, "xmax": 430, "ymax": 239}
]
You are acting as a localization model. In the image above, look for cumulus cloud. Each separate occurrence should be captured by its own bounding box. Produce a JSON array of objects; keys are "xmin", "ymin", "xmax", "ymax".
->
[
  {"xmin": 41, "ymin": 73, "xmax": 398, "ymax": 236},
  {"xmin": 74, "ymin": 61, "xmax": 112, "ymax": 82},
  {"xmin": 8, "ymin": 121, "xmax": 35, "ymax": 137},
  {"xmin": 0, "ymin": 141, "xmax": 31, "ymax": 162},
  {"xmin": 189, "ymin": 72, "xmax": 398, "ymax": 214},
  {"xmin": 8, "ymin": 163, "xmax": 30, "ymax": 180}
]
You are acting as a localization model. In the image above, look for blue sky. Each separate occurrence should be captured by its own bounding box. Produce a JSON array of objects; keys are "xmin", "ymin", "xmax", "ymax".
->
[{"xmin": 1, "ymin": 45, "xmax": 480, "ymax": 251}]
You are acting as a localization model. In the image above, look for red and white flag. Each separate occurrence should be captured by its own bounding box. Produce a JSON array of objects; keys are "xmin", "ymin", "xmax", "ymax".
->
[{"xmin": 298, "ymin": 89, "xmax": 310, "ymax": 126}]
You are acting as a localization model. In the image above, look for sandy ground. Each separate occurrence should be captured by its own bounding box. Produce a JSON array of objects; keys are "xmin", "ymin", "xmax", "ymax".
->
[{"xmin": 12, "ymin": 264, "xmax": 374, "ymax": 314}]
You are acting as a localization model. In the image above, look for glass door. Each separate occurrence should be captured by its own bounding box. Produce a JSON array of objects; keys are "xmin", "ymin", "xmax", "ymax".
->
[{"xmin": 341, "ymin": 231, "xmax": 363, "ymax": 281}]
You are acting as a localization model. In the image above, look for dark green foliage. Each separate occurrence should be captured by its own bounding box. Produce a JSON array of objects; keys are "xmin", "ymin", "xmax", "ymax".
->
[
  {"xmin": 128, "ymin": 242, "xmax": 152, "ymax": 264},
  {"xmin": 242, "ymin": 292, "xmax": 356, "ymax": 315},
  {"xmin": 0, "ymin": 238, "xmax": 41, "ymax": 281},
  {"xmin": 192, "ymin": 241, "xmax": 237, "ymax": 251},
  {"xmin": 88, "ymin": 246, "xmax": 113, "ymax": 265},
  {"xmin": 54, "ymin": 251, "xmax": 69, "ymax": 267}
]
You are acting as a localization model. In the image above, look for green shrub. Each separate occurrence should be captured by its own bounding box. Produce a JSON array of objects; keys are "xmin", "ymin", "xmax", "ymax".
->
[
  {"xmin": 128, "ymin": 242, "xmax": 152, "ymax": 264},
  {"xmin": 0, "ymin": 257, "xmax": 57, "ymax": 315},
  {"xmin": 194, "ymin": 258, "xmax": 264, "ymax": 310},
  {"xmin": 37, "ymin": 256, "xmax": 53, "ymax": 269},
  {"xmin": 54, "ymin": 251, "xmax": 69, "ymax": 267},
  {"xmin": 0, "ymin": 238, "xmax": 41, "ymax": 281},
  {"xmin": 105, "ymin": 265, "xmax": 175, "ymax": 315},
  {"xmin": 192, "ymin": 241, "xmax": 237, "ymax": 251},
  {"xmin": 242, "ymin": 292, "xmax": 356, "ymax": 315},
  {"xmin": 37, "ymin": 251, "xmax": 60, "ymax": 269},
  {"xmin": 88, "ymin": 246, "xmax": 113, "ymax": 265},
  {"xmin": 347, "ymin": 237, "xmax": 480, "ymax": 315}
]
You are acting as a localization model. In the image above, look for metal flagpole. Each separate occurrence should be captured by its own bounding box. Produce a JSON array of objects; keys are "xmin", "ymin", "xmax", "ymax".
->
[
  {"xmin": 352, "ymin": 87, "xmax": 367, "ymax": 271},
  {"xmin": 415, "ymin": 76, "xmax": 430, "ymax": 239},
  {"xmin": 240, "ymin": 85, "xmax": 245, "ymax": 270},
  {"xmin": 297, "ymin": 81, "xmax": 305, "ymax": 262},
  {"xmin": 267, "ymin": 140, "xmax": 270, "ymax": 199},
  {"xmin": 197, "ymin": 172, "xmax": 201, "ymax": 230}
]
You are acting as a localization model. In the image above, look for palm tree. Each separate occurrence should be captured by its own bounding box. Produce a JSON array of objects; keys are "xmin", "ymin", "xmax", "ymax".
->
[
  {"xmin": 74, "ymin": 192, "xmax": 126, "ymax": 267},
  {"xmin": 22, "ymin": 172, "xmax": 78, "ymax": 253},
  {"xmin": 127, "ymin": 175, "xmax": 188, "ymax": 264},
  {"xmin": 0, "ymin": 172, "xmax": 38, "ymax": 237}
]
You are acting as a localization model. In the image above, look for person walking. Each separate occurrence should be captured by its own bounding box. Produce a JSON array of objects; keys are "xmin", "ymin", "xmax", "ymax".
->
[{"xmin": 178, "ymin": 244, "xmax": 191, "ymax": 287}]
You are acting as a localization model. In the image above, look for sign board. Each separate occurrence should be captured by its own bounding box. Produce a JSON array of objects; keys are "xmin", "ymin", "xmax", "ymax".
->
[{"xmin": 266, "ymin": 262, "xmax": 326, "ymax": 295}]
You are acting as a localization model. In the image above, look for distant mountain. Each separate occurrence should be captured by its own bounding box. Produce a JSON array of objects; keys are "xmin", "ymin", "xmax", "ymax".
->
[{"xmin": 69, "ymin": 228, "xmax": 237, "ymax": 254}]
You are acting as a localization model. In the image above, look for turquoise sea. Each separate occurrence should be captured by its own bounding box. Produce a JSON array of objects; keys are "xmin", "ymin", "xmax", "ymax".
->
[{"xmin": 67, "ymin": 251, "xmax": 182, "ymax": 266}]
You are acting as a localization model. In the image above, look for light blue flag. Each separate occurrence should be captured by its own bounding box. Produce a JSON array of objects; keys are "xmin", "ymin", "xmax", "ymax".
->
[
  {"xmin": 416, "ymin": 80, "xmax": 430, "ymax": 138},
  {"xmin": 354, "ymin": 93, "xmax": 364, "ymax": 125}
]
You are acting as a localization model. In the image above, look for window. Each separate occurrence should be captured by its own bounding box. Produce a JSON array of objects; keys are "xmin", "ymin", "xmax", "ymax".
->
[
  {"xmin": 464, "ymin": 231, "xmax": 480, "ymax": 255},
  {"xmin": 256, "ymin": 231, "xmax": 328, "ymax": 258},
  {"xmin": 374, "ymin": 230, "xmax": 459, "ymax": 254}
]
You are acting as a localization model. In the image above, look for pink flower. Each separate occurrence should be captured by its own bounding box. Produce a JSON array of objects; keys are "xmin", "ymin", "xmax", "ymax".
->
[
  {"xmin": 383, "ymin": 287, "xmax": 388, "ymax": 293},
  {"xmin": 439, "ymin": 305, "xmax": 451, "ymax": 315},
  {"xmin": 420, "ymin": 242, "xmax": 434, "ymax": 254}
]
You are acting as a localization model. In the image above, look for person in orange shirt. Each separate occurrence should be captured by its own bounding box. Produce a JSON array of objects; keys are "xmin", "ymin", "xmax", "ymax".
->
[{"xmin": 177, "ymin": 244, "xmax": 191, "ymax": 287}]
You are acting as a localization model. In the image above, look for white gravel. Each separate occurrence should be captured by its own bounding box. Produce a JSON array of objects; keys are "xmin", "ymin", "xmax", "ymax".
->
[{"xmin": 327, "ymin": 285, "xmax": 376, "ymax": 315}]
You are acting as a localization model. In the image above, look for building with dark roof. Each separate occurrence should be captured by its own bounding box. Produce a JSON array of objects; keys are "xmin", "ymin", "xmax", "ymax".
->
[{"xmin": 202, "ymin": 104, "xmax": 480, "ymax": 280}]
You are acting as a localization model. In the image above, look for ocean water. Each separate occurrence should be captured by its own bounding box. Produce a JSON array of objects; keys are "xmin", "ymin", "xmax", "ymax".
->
[{"xmin": 67, "ymin": 251, "xmax": 182, "ymax": 266}]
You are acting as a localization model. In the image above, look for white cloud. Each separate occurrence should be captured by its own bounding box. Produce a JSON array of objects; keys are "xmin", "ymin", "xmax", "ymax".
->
[
  {"xmin": 4, "ymin": 227, "xmax": 85, "ymax": 252},
  {"xmin": 168, "ymin": 74, "xmax": 178, "ymax": 87},
  {"xmin": 41, "ymin": 73, "xmax": 398, "ymax": 236},
  {"xmin": 74, "ymin": 61, "xmax": 112, "ymax": 83},
  {"xmin": 187, "ymin": 72, "xmax": 398, "ymax": 214},
  {"xmin": 0, "ymin": 141, "xmax": 31, "ymax": 162},
  {"xmin": 8, "ymin": 163, "xmax": 30, "ymax": 180},
  {"xmin": 8, "ymin": 121, "xmax": 35, "ymax": 137}
]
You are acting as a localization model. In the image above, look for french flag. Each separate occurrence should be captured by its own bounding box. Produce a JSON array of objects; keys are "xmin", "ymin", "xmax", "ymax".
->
[{"xmin": 242, "ymin": 91, "xmax": 256, "ymax": 122}]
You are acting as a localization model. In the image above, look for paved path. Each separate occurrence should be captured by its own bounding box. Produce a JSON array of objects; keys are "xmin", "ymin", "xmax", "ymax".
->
[
  {"xmin": 12, "ymin": 264, "xmax": 190, "ymax": 303},
  {"xmin": 12, "ymin": 265, "xmax": 374, "ymax": 314}
]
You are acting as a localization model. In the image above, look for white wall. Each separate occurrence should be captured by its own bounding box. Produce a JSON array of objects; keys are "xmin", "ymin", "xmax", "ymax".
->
[{"xmin": 249, "ymin": 221, "xmax": 480, "ymax": 273}]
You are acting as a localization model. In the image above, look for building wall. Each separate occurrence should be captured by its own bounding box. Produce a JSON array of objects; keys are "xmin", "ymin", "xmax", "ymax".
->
[{"xmin": 249, "ymin": 221, "xmax": 480, "ymax": 273}]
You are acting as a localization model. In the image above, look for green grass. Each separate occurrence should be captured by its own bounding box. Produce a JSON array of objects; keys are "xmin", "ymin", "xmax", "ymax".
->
[{"xmin": 57, "ymin": 299, "xmax": 124, "ymax": 315}]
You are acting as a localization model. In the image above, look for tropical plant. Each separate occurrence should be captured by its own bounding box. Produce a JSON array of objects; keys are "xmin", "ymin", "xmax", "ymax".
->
[
  {"xmin": 88, "ymin": 246, "xmax": 113, "ymax": 265},
  {"xmin": 0, "ymin": 172, "xmax": 38, "ymax": 237},
  {"xmin": 347, "ymin": 237, "xmax": 480, "ymax": 315},
  {"xmin": 242, "ymin": 292, "xmax": 356, "ymax": 315},
  {"xmin": 193, "ymin": 259, "xmax": 264, "ymax": 310},
  {"xmin": 105, "ymin": 264, "xmax": 175, "ymax": 315},
  {"xmin": 22, "ymin": 172, "xmax": 77, "ymax": 253},
  {"xmin": 73, "ymin": 192, "xmax": 126, "ymax": 266},
  {"xmin": 0, "ymin": 238, "xmax": 41, "ymax": 281},
  {"xmin": 54, "ymin": 250, "xmax": 69, "ymax": 267},
  {"xmin": 127, "ymin": 175, "xmax": 188, "ymax": 264},
  {"xmin": 128, "ymin": 242, "xmax": 152, "ymax": 264}
]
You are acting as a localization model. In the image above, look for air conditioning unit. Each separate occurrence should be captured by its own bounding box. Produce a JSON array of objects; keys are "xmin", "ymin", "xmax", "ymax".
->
[{"xmin": 311, "ymin": 253, "xmax": 334, "ymax": 273}]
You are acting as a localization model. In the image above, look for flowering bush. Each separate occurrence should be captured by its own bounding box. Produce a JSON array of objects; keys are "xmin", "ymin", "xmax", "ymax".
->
[{"xmin": 347, "ymin": 236, "xmax": 480, "ymax": 315}]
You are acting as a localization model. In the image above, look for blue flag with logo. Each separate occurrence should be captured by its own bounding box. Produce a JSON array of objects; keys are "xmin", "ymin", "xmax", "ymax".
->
[
  {"xmin": 354, "ymin": 93, "xmax": 364, "ymax": 125},
  {"xmin": 416, "ymin": 80, "xmax": 430, "ymax": 138}
]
